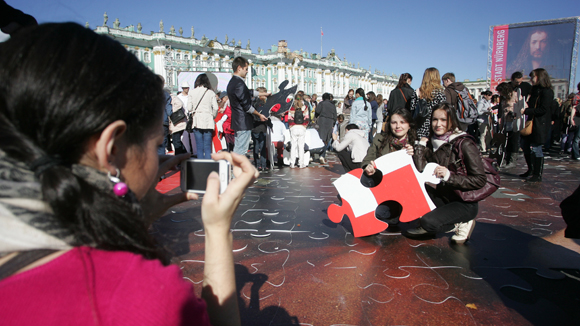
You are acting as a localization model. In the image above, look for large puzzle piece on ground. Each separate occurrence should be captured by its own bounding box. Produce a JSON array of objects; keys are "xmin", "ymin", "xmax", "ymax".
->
[
  {"xmin": 327, "ymin": 150, "xmax": 440, "ymax": 237},
  {"xmin": 256, "ymin": 80, "xmax": 297, "ymax": 118}
]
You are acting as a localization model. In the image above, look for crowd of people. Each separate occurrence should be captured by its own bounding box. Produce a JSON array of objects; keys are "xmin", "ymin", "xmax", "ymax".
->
[{"xmin": 1, "ymin": 8, "xmax": 580, "ymax": 324}]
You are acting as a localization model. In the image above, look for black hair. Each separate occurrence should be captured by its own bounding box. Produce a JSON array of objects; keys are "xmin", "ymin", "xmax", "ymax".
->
[
  {"xmin": 232, "ymin": 56, "xmax": 248, "ymax": 73},
  {"xmin": 0, "ymin": 23, "xmax": 167, "ymax": 262},
  {"xmin": 356, "ymin": 88, "xmax": 368, "ymax": 111},
  {"xmin": 194, "ymin": 73, "xmax": 212, "ymax": 89},
  {"xmin": 481, "ymin": 90, "xmax": 493, "ymax": 96},
  {"xmin": 396, "ymin": 73, "xmax": 412, "ymax": 89},
  {"xmin": 322, "ymin": 93, "xmax": 331, "ymax": 101},
  {"xmin": 345, "ymin": 124, "xmax": 359, "ymax": 131},
  {"xmin": 511, "ymin": 71, "xmax": 523, "ymax": 80},
  {"xmin": 378, "ymin": 108, "xmax": 416, "ymax": 153}
]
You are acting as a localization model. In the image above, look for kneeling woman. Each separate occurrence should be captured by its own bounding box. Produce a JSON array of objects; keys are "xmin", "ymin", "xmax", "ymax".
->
[
  {"xmin": 360, "ymin": 108, "xmax": 416, "ymax": 226},
  {"xmin": 406, "ymin": 103, "xmax": 486, "ymax": 243}
]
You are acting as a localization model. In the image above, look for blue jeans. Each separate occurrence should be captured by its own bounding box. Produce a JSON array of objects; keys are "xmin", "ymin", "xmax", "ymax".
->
[
  {"xmin": 233, "ymin": 130, "xmax": 252, "ymax": 156},
  {"xmin": 193, "ymin": 128, "xmax": 213, "ymax": 159},
  {"xmin": 520, "ymin": 136, "xmax": 543, "ymax": 158},
  {"xmin": 572, "ymin": 126, "xmax": 580, "ymax": 159},
  {"xmin": 252, "ymin": 132, "xmax": 267, "ymax": 168}
]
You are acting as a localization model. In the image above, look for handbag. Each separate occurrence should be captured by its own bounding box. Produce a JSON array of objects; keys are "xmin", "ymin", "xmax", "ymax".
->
[
  {"xmin": 520, "ymin": 93, "xmax": 539, "ymax": 136},
  {"xmin": 185, "ymin": 89, "xmax": 208, "ymax": 133},
  {"xmin": 449, "ymin": 136, "xmax": 500, "ymax": 202},
  {"xmin": 169, "ymin": 108, "xmax": 186, "ymax": 124},
  {"xmin": 520, "ymin": 119, "xmax": 533, "ymax": 136}
]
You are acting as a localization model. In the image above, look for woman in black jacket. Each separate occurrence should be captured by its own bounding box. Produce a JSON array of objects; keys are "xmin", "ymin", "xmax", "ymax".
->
[
  {"xmin": 520, "ymin": 68, "xmax": 554, "ymax": 182},
  {"xmin": 387, "ymin": 73, "xmax": 413, "ymax": 116},
  {"xmin": 405, "ymin": 103, "xmax": 486, "ymax": 244}
]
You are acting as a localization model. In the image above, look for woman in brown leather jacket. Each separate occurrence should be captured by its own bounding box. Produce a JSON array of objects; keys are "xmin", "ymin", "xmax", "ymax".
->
[{"xmin": 405, "ymin": 103, "xmax": 486, "ymax": 244}]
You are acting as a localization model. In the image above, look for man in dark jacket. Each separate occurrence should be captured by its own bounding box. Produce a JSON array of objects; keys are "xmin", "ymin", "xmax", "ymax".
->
[
  {"xmin": 315, "ymin": 93, "xmax": 337, "ymax": 164},
  {"xmin": 443, "ymin": 72, "xmax": 475, "ymax": 135},
  {"xmin": 511, "ymin": 71, "xmax": 532, "ymax": 99},
  {"xmin": 227, "ymin": 56, "xmax": 269, "ymax": 156}
]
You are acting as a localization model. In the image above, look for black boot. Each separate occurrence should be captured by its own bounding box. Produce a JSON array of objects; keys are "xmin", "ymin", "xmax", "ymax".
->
[
  {"xmin": 519, "ymin": 152, "xmax": 533, "ymax": 177},
  {"xmin": 528, "ymin": 156, "xmax": 544, "ymax": 182}
]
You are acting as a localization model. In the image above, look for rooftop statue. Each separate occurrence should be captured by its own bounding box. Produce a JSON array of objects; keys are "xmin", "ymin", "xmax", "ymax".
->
[
  {"xmin": 179, "ymin": 27, "xmax": 183, "ymax": 36},
  {"xmin": 191, "ymin": 26, "xmax": 194, "ymax": 38},
  {"xmin": 137, "ymin": 23, "xmax": 142, "ymax": 33},
  {"xmin": 159, "ymin": 20, "xmax": 164, "ymax": 33},
  {"xmin": 113, "ymin": 18, "xmax": 120, "ymax": 29},
  {"xmin": 246, "ymin": 39, "xmax": 250, "ymax": 50},
  {"xmin": 225, "ymin": 34, "xmax": 228, "ymax": 44},
  {"xmin": 85, "ymin": 22, "xmax": 89, "ymax": 28},
  {"xmin": 103, "ymin": 12, "xmax": 108, "ymax": 26},
  {"xmin": 170, "ymin": 25, "xmax": 175, "ymax": 35}
]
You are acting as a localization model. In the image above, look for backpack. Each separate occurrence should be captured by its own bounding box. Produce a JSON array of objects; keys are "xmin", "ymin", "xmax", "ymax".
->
[
  {"xmin": 294, "ymin": 109, "xmax": 304, "ymax": 124},
  {"xmin": 412, "ymin": 96, "xmax": 430, "ymax": 127},
  {"xmin": 454, "ymin": 88, "xmax": 478, "ymax": 125},
  {"xmin": 449, "ymin": 135, "xmax": 500, "ymax": 202}
]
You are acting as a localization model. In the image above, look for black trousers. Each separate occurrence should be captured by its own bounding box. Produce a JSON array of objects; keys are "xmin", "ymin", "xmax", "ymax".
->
[
  {"xmin": 336, "ymin": 149, "xmax": 360, "ymax": 173},
  {"xmin": 419, "ymin": 186, "xmax": 479, "ymax": 233}
]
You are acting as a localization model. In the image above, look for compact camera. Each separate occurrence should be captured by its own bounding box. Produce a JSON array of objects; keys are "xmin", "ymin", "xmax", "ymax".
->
[{"xmin": 180, "ymin": 159, "xmax": 231, "ymax": 194}]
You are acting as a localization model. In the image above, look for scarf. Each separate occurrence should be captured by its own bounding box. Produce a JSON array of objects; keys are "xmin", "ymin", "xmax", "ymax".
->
[
  {"xmin": 431, "ymin": 129, "xmax": 465, "ymax": 152},
  {"xmin": 390, "ymin": 135, "xmax": 408, "ymax": 151},
  {"xmin": 0, "ymin": 149, "xmax": 141, "ymax": 256}
]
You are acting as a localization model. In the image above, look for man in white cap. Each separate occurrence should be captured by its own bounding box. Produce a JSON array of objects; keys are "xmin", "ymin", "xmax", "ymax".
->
[{"xmin": 178, "ymin": 81, "xmax": 189, "ymax": 108}]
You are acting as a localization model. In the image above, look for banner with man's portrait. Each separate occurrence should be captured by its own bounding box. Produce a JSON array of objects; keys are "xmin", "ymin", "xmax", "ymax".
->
[{"xmin": 490, "ymin": 17, "xmax": 579, "ymax": 92}]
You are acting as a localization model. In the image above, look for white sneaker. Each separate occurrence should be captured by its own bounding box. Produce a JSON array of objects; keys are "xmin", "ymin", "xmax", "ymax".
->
[
  {"xmin": 319, "ymin": 157, "xmax": 326, "ymax": 164},
  {"xmin": 451, "ymin": 220, "xmax": 475, "ymax": 244}
]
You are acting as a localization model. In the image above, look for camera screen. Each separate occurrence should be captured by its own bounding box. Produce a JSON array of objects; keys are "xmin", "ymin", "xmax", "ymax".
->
[{"xmin": 184, "ymin": 160, "xmax": 220, "ymax": 191}]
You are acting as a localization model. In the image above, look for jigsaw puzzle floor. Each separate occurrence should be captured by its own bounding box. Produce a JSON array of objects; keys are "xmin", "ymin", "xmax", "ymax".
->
[{"xmin": 153, "ymin": 151, "xmax": 580, "ymax": 326}]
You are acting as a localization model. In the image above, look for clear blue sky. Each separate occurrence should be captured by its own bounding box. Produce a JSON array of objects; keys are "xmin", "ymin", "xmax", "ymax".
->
[{"xmin": 5, "ymin": 0, "xmax": 580, "ymax": 90}]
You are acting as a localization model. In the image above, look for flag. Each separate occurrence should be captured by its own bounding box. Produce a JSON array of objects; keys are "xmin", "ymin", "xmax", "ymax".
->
[{"xmin": 321, "ymin": 28, "xmax": 323, "ymax": 36}]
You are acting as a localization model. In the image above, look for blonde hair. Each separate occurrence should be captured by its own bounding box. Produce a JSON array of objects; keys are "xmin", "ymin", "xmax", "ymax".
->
[
  {"xmin": 419, "ymin": 67, "xmax": 443, "ymax": 101},
  {"xmin": 293, "ymin": 99, "xmax": 303, "ymax": 109}
]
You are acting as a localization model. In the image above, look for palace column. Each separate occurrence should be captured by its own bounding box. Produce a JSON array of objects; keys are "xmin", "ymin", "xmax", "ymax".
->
[
  {"xmin": 247, "ymin": 60, "xmax": 253, "ymax": 87},
  {"xmin": 299, "ymin": 67, "xmax": 305, "ymax": 91},
  {"xmin": 315, "ymin": 69, "xmax": 322, "ymax": 95},
  {"xmin": 267, "ymin": 66, "xmax": 272, "ymax": 92},
  {"xmin": 277, "ymin": 63, "xmax": 285, "ymax": 88},
  {"xmin": 324, "ymin": 69, "xmax": 331, "ymax": 94},
  {"xmin": 153, "ymin": 45, "xmax": 167, "ymax": 83}
]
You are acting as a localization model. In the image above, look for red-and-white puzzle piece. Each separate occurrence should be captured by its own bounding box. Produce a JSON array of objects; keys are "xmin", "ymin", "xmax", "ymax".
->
[{"xmin": 327, "ymin": 150, "xmax": 440, "ymax": 237}]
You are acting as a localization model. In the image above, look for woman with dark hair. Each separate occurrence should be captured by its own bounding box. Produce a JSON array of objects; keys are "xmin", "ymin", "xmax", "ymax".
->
[
  {"xmin": 495, "ymin": 82, "xmax": 520, "ymax": 169},
  {"xmin": 188, "ymin": 73, "xmax": 219, "ymax": 159},
  {"xmin": 560, "ymin": 93, "xmax": 576, "ymax": 156},
  {"xmin": 315, "ymin": 92, "xmax": 337, "ymax": 164},
  {"xmin": 350, "ymin": 88, "xmax": 372, "ymax": 141},
  {"xmin": 519, "ymin": 68, "xmax": 554, "ymax": 182},
  {"xmin": 0, "ymin": 23, "xmax": 257, "ymax": 325},
  {"xmin": 387, "ymin": 73, "xmax": 414, "ymax": 116},
  {"xmin": 343, "ymin": 89, "xmax": 355, "ymax": 116},
  {"xmin": 410, "ymin": 68, "xmax": 446, "ymax": 142},
  {"xmin": 367, "ymin": 91, "xmax": 379, "ymax": 143},
  {"xmin": 360, "ymin": 108, "xmax": 417, "ymax": 226},
  {"xmin": 406, "ymin": 103, "xmax": 486, "ymax": 243}
]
